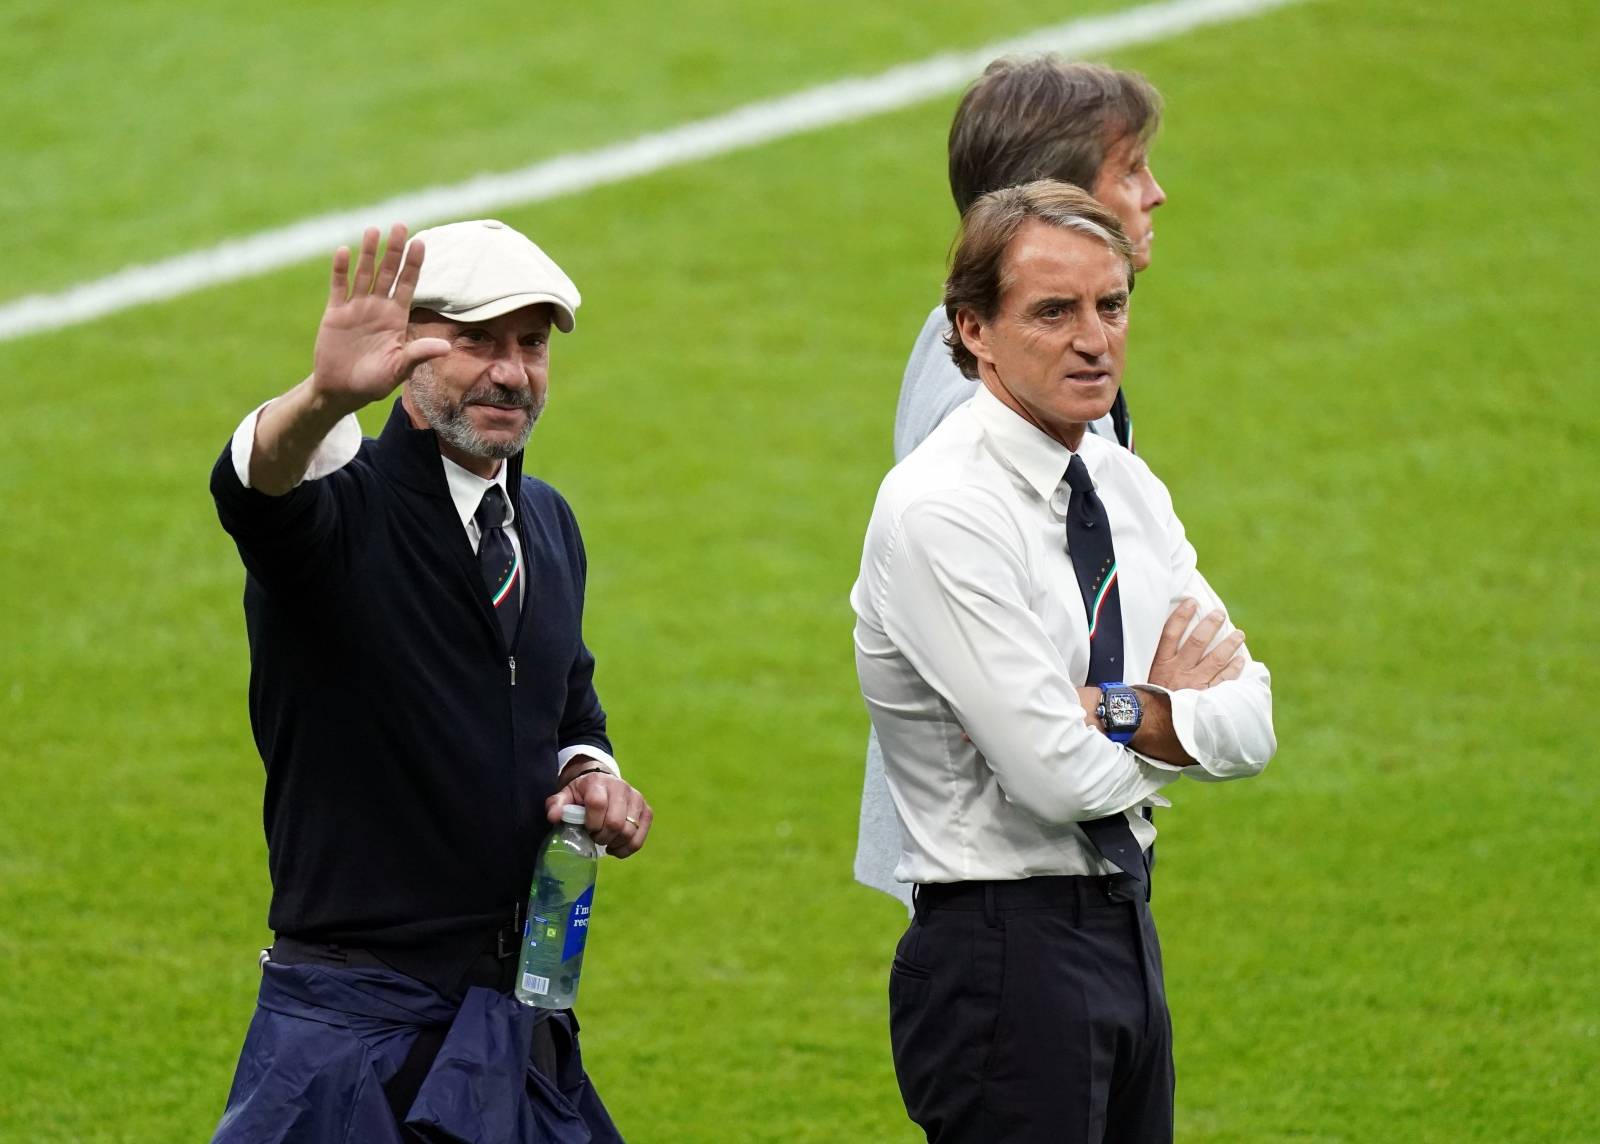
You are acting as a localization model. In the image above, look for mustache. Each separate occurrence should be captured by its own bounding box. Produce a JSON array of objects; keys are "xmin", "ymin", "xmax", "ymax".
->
[{"xmin": 461, "ymin": 384, "xmax": 534, "ymax": 411}]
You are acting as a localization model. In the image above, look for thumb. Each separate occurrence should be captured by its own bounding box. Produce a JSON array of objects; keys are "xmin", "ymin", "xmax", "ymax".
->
[
  {"xmin": 393, "ymin": 337, "xmax": 450, "ymax": 387},
  {"xmin": 400, "ymin": 337, "xmax": 450, "ymax": 369},
  {"xmin": 545, "ymin": 786, "xmax": 579, "ymax": 822}
]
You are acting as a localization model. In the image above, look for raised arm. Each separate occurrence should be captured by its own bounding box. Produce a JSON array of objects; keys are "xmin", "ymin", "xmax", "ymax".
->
[{"xmin": 251, "ymin": 224, "xmax": 449, "ymax": 495}]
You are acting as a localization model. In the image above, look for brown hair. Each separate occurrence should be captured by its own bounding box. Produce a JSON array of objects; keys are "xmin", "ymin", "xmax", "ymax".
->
[
  {"xmin": 943, "ymin": 181, "xmax": 1135, "ymax": 379},
  {"xmin": 947, "ymin": 57, "xmax": 1162, "ymax": 216}
]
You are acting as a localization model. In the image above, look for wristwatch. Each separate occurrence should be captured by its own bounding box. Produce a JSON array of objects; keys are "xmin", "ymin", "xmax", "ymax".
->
[{"xmin": 1096, "ymin": 683, "xmax": 1143, "ymax": 744}]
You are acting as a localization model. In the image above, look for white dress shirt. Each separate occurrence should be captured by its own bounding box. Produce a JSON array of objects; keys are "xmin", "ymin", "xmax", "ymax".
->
[
  {"xmin": 850, "ymin": 385, "xmax": 1274, "ymax": 885},
  {"xmin": 230, "ymin": 402, "xmax": 620, "ymax": 779},
  {"xmin": 861, "ymin": 314, "xmax": 1118, "ymax": 908}
]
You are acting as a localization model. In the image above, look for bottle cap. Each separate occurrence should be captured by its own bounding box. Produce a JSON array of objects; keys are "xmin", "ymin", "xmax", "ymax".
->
[{"xmin": 560, "ymin": 803, "xmax": 588, "ymax": 826}]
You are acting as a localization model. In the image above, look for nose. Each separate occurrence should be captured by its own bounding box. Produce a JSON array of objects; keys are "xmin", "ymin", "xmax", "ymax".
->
[
  {"xmin": 486, "ymin": 343, "xmax": 528, "ymax": 388},
  {"xmin": 1072, "ymin": 315, "xmax": 1110, "ymax": 359},
  {"xmin": 1144, "ymin": 167, "xmax": 1167, "ymax": 210}
]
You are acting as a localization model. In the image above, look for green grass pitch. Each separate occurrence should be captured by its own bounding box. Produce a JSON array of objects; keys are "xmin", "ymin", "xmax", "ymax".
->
[{"xmin": 1, "ymin": 0, "xmax": 1596, "ymax": 1139}]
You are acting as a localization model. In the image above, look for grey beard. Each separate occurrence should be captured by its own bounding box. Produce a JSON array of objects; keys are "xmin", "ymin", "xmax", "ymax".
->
[{"xmin": 409, "ymin": 365, "xmax": 543, "ymax": 461}]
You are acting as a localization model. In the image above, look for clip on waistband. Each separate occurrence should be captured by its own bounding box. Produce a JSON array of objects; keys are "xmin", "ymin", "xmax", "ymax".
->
[{"xmin": 496, "ymin": 899, "xmax": 527, "ymax": 960}]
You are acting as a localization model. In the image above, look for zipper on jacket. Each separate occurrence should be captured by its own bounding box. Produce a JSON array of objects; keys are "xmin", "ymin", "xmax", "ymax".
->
[{"xmin": 509, "ymin": 655, "xmax": 517, "ymax": 687}]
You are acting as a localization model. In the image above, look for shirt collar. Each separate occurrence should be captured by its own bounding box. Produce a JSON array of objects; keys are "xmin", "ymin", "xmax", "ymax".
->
[
  {"xmin": 969, "ymin": 383, "xmax": 1110, "ymax": 502},
  {"xmin": 440, "ymin": 454, "xmax": 515, "ymax": 532}
]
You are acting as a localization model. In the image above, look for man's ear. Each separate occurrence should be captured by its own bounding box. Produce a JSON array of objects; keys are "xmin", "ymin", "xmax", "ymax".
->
[{"xmin": 954, "ymin": 308, "xmax": 993, "ymax": 372}]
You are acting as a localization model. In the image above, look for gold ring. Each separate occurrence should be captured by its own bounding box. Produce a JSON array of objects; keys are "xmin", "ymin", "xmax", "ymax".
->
[{"xmin": 625, "ymin": 816, "xmax": 641, "ymax": 827}]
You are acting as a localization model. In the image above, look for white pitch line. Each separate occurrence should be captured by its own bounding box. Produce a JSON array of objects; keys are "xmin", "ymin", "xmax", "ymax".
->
[{"xmin": 0, "ymin": 0, "xmax": 1303, "ymax": 344}]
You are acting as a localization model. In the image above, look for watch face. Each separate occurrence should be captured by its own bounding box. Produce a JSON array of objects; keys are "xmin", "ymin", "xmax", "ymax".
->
[{"xmin": 1104, "ymin": 691, "xmax": 1140, "ymax": 728}]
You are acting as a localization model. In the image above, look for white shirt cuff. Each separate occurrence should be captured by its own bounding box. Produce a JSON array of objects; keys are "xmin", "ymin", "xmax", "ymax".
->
[
  {"xmin": 558, "ymin": 745, "xmax": 621, "ymax": 779},
  {"xmin": 230, "ymin": 400, "xmax": 362, "ymax": 489},
  {"xmin": 1163, "ymin": 685, "xmax": 1236, "ymax": 782}
]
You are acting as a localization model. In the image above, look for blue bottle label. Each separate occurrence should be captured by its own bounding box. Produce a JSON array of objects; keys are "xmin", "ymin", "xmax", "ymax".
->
[{"xmin": 562, "ymin": 885, "xmax": 594, "ymax": 961}]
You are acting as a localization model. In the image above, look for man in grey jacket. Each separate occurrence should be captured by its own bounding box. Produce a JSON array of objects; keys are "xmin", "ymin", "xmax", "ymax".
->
[{"xmin": 858, "ymin": 57, "xmax": 1170, "ymax": 906}]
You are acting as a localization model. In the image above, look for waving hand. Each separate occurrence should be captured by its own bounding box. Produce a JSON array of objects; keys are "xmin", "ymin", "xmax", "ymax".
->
[
  {"xmin": 247, "ymin": 223, "xmax": 451, "ymax": 495},
  {"xmin": 311, "ymin": 223, "xmax": 450, "ymax": 410}
]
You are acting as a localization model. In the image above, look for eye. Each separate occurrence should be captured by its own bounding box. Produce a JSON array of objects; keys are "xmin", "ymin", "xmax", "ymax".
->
[
  {"xmin": 1038, "ymin": 304, "xmax": 1065, "ymax": 321},
  {"xmin": 459, "ymin": 327, "xmax": 492, "ymax": 345},
  {"xmin": 1099, "ymin": 295, "xmax": 1129, "ymax": 317}
]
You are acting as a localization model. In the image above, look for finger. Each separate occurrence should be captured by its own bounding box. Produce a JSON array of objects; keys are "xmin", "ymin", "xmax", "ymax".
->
[
  {"xmin": 597, "ymin": 783, "xmax": 633, "ymax": 843},
  {"xmin": 1178, "ymin": 609, "xmax": 1226, "ymax": 666},
  {"xmin": 392, "ymin": 237, "xmax": 426, "ymax": 309},
  {"xmin": 373, "ymin": 223, "xmax": 409, "ymax": 297},
  {"xmin": 1154, "ymin": 599, "xmax": 1199, "ymax": 661},
  {"xmin": 1202, "ymin": 630, "xmax": 1247, "ymax": 668},
  {"xmin": 351, "ymin": 227, "xmax": 381, "ymax": 296},
  {"xmin": 328, "ymin": 245, "xmax": 351, "ymax": 305},
  {"xmin": 581, "ymin": 779, "xmax": 616, "ymax": 842},
  {"xmin": 1213, "ymin": 653, "xmax": 1246, "ymax": 684},
  {"xmin": 611, "ymin": 803, "xmax": 653, "ymax": 859}
]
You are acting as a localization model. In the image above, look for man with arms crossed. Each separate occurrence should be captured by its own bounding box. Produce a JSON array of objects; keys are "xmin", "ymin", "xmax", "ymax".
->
[
  {"xmin": 858, "ymin": 58, "xmax": 1170, "ymax": 905},
  {"xmin": 210, "ymin": 220, "xmax": 648, "ymax": 1142},
  {"xmin": 851, "ymin": 182, "xmax": 1275, "ymax": 1141}
]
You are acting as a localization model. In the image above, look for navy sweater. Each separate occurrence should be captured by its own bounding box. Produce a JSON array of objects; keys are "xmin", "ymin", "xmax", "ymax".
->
[{"xmin": 211, "ymin": 399, "xmax": 610, "ymax": 950}]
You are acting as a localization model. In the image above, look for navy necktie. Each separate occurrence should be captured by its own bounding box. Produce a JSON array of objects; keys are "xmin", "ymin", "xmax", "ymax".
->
[
  {"xmin": 1064, "ymin": 455, "xmax": 1124, "ymax": 684},
  {"xmin": 474, "ymin": 486, "xmax": 520, "ymax": 646},
  {"xmin": 1063, "ymin": 454, "xmax": 1147, "ymax": 894}
]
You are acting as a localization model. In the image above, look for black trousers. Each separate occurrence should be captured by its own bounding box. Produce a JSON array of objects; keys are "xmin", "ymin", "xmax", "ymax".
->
[{"xmin": 889, "ymin": 876, "xmax": 1174, "ymax": 1144}]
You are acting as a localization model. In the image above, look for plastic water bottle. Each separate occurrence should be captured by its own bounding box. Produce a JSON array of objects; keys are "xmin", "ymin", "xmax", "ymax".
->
[{"xmin": 515, "ymin": 803, "xmax": 597, "ymax": 1008}]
